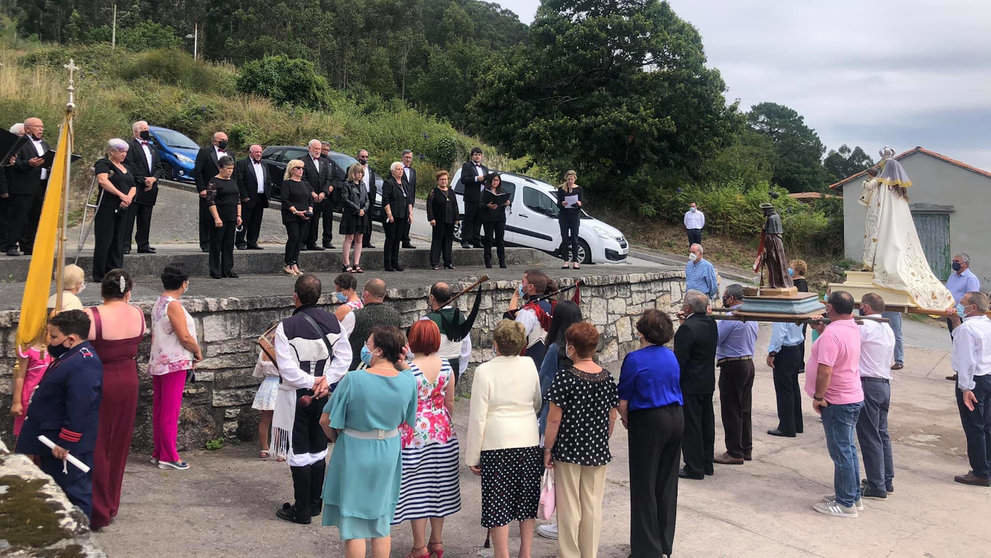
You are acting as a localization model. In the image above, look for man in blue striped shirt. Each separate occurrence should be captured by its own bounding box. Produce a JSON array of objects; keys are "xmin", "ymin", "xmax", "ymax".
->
[
  {"xmin": 767, "ymin": 320, "xmax": 806, "ymax": 437},
  {"xmin": 685, "ymin": 243, "xmax": 718, "ymax": 301},
  {"xmin": 714, "ymin": 284, "xmax": 759, "ymax": 465}
]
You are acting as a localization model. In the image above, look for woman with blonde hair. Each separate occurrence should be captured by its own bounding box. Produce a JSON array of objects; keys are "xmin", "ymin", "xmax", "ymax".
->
[
  {"xmin": 281, "ymin": 159, "xmax": 313, "ymax": 276},
  {"xmin": 92, "ymin": 139, "xmax": 136, "ymax": 281},
  {"xmin": 340, "ymin": 163, "xmax": 370, "ymax": 273},
  {"xmin": 555, "ymin": 170, "xmax": 583, "ymax": 270}
]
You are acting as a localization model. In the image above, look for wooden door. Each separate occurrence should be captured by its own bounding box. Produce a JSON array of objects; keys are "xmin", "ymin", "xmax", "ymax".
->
[{"xmin": 911, "ymin": 212, "xmax": 951, "ymax": 280}]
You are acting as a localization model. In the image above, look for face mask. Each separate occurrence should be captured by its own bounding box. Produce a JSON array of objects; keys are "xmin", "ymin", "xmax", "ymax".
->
[
  {"xmin": 334, "ymin": 292, "xmax": 347, "ymax": 303},
  {"xmin": 689, "ymin": 207, "xmax": 696, "ymax": 212},
  {"xmin": 358, "ymin": 158, "xmax": 368, "ymax": 165},
  {"xmin": 217, "ymin": 140, "xmax": 228, "ymax": 150},
  {"xmin": 787, "ymin": 267, "xmax": 794, "ymax": 276},
  {"xmin": 952, "ymin": 261, "xmax": 962, "ymax": 271},
  {"xmin": 48, "ymin": 343, "xmax": 70, "ymax": 358},
  {"xmin": 77, "ymin": 282, "xmax": 86, "ymax": 294},
  {"xmin": 518, "ymin": 284, "xmax": 526, "ymax": 299},
  {"xmin": 957, "ymin": 303, "xmax": 967, "ymax": 318},
  {"xmin": 360, "ymin": 345, "xmax": 374, "ymax": 367},
  {"xmin": 139, "ymin": 130, "xmax": 151, "ymax": 141},
  {"xmin": 688, "ymin": 253, "xmax": 698, "ymax": 262}
]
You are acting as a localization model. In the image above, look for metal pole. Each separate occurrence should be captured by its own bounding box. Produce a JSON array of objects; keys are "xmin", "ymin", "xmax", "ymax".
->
[
  {"xmin": 193, "ymin": 23, "xmax": 198, "ymax": 60},
  {"xmin": 111, "ymin": 4, "xmax": 117, "ymax": 50},
  {"xmin": 56, "ymin": 60, "xmax": 78, "ymax": 313}
]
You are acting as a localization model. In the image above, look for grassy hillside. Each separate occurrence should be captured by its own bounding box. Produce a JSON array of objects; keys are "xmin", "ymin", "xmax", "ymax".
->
[{"xmin": 0, "ymin": 43, "xmax": 528, "ymax": 207}]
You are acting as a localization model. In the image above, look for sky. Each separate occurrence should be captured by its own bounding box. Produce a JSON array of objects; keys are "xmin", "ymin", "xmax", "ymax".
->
[{"xmin": 494, "ymin": 0, "xmax": 991, "ymax": 172}]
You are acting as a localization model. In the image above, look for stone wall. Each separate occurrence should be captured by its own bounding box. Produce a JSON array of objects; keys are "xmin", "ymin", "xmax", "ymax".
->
[{"xmin": 0, "ymin": 271, "xmax": 684, "ymax": 452}]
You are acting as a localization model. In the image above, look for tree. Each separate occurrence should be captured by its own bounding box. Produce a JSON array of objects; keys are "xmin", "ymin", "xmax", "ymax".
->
[
  {"xmin": 746, "ymin": 102, "xmax": 827, "ymax": 192},
  {"xmin": 823, "ymin": 144, "xmax": 874, "ymax": 182},
  {"xmin": 236, "ymin": 55, "xmax": 331, "ymax": 110},
  {"xmin": 468, "ymin": 0, "xmax": 735, "ymax": 214}
]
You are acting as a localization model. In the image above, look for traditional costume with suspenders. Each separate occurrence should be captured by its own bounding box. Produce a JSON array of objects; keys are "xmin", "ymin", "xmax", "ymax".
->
[{"xmin": 423, "ymin": 286, "xmax": 482, "ymax": 381}]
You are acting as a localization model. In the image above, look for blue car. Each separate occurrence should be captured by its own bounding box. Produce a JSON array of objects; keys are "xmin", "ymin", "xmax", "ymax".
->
[{"xmin": 149, "ymin": 126, "xmax": 198, "ymax": 183}]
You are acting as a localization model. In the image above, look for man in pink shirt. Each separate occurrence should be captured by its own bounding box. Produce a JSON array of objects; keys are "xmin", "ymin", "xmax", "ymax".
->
[{"xmin": 806, "ymin": 291, "xmax": 864, "ymax": 518}]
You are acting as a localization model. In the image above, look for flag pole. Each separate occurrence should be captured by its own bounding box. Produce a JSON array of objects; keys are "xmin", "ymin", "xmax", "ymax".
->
[{"xmin": 54, "ymin": 59, "xmax": 78, "ymax": 314}]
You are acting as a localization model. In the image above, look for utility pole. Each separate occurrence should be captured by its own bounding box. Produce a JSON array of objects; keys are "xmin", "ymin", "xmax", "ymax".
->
[{"xmin": 111, "ymin": 4, "xmax": 117, "ymax": 50}]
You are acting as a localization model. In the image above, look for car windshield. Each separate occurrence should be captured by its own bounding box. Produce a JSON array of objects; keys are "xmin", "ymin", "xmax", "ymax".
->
[
  {"xmin": 153, "ymin": 129, "xmax": 198, "ymax": 149},
  {"xmin": 330, "ymin": 153, "xmax": 358, "ymax": 170}
]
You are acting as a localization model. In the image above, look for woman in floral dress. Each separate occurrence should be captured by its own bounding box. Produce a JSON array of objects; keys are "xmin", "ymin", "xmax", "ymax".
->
[{"xmin": 393, "ymin": 320, "xmax": 461, "ymax": 558}]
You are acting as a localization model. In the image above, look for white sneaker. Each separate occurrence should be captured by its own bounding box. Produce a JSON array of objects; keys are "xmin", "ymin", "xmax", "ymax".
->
[
  {"xmin": 149, "ymin": 457, "xmax": 158, "ymax": 466},
  {"xmin": 821, "ymin": 494, "xmax": 863, "ymax": 511},
  {"xmin": 536, "ymin": 523, "xmax": 558, "ymax": 540},
  {"xmin": 158, "ymin": 460, "xmax": 190, "ymax": 470},
  {"xmin": 812, "ymin": 499, "xmax": 858, "ymax": 517}
]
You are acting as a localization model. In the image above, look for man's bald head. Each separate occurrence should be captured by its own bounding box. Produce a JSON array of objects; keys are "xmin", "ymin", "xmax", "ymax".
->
[
  {"xmin": 429, "ymin": 282, "xmax": 452, "ymax": 309},
  {"xmin": 212, "ymin": 131, "xmax": 228, "ymax": 145},
  {"xmin": 23, "ymin": 117, "xmax": 43, "ymax": 140},
  {"xmin": 362, "ymin": 278, "xmax": 386, "ymax": 302}
]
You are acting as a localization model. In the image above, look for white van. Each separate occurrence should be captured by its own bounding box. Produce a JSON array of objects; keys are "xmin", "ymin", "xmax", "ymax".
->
[{"xmin": 450, "ymin": 169, "xmax": 629, "ymax": 264}]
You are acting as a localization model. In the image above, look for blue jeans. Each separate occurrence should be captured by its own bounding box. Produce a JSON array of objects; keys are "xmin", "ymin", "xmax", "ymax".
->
[
  {"xmin": 957, "ymin": 375, "xmax": 991, "ymax": 478},
  {"xmin": 855, "ymin": 379, "xmax": 893, "ymax": 491},
  {"xmin": 822, "ymin": 401, "xmax": 864, "ymax": 507},
  {"xmin": 881, "ymin": 311, "xmax": 903, "ymax": 364}
]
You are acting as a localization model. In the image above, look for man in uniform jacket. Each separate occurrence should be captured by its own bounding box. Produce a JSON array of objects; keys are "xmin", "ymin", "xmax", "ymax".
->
[
  {"xmin": 357, "ymin": 149, "xmax": 378, "ymax": 248},
  {"xmin": 5, "ymin": 117, "xmax": 50, "ymax": 256},
  {"xmin": 674, "ymin": 290, "xmax": 719, "ymax": 480},
  {"xmin": 301, "ymin": 139, "xmax": 332, "ymax": 251},
  {"xmin": 235, "ymin": 144, "xmax": 271, "ymax": 250},
  {"xmin": 401, "ymin": 149, "xmax": 417, "ymax": 248},
  {"xmin": 459, "ymin": 147, "xmax": 488, "ymax": 249},
  {"xmin": 193, "ymin": 131, "xmax": 230, "ymax": 252},
  {"xmin": 121, "ymin": 120, "xmax": 164, "ymax": 254}
]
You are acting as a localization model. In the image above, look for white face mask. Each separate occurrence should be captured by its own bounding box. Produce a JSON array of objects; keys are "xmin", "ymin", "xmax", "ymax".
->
[
  {"xmin": 689, "ymin": 207, "xmax": 696, "ymax": 212},
  {"xmin": 688, "ymin": 253, "xmax": 698, "ymax": 262}
]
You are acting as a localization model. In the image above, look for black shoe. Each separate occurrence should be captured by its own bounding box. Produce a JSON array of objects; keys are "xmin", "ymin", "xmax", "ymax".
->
[
  {"xmin": 485, "ymin": 263, "xmax": 492, "ymax": 268},
  {"xmin": 384, "ymin": 267, "xmax": 395, "ymax": 272},
  {"xmin": 308, "ymin": 245, "xmax": 324, "ymax": 251},
  {"xmin": 210, "ymin": 273, "xmax": 222, "ymax": 279},
  {"xmin": 323, "ymin": 243, "xmax": 335, "ymax": 249},
  {"xmin": 461, "ymin": 243, "xmax": 471, "ymax": 249},
  {"xmin": 499, "ymin": 263, "xmax": 507, "ymax": 268},
  {"xmin": 201, "ymin": 247, "xmax": 209, "ymax": 253},
  {"xmin": 276, "ymin": 503, "xmax": 311, "ymax": 524},
  {"xmin": 225, "ymin": 271, "xmax": 239, "ymax": 278},
  {"xmin": 402, "ymin": 242, "xmax": 415, "ymax": 249},
  {"xmin": 862, "ymin": 486, "xmax": 887, "ymax": 499},
  {"xmin": 444, "ymin": 264, "xmax": 455, "ymax": 270},
  {"xmin": 704, "ymin": 469, "xmax": 714, "ymax": 476},
  {"xmin": 247, "ymin": 245, "xmax": 262, "ymax": 250},
  {"xmin": 5, "ymin": 248, "xmax": 19, "ymax": 256},
  {"xmin": 432, "ymin": 265, "xmax": 440, "ymax": 270},
  {"xmin": 138, "ymin": 247, "xmax": 157, "ymax": 254},
  {"xmin": 946, "ymin": 373, "xmax": 958, "ymax": 381},
  {"xmin": 767, "ymin": 429, "xmax": 796, "ymax": 438},
  {"xmin": 394, "ymin": 266, "xmax": 405, "ymax": 272},
  {"xmin": 123, "ymin": 248, "xmax": 131, "ymax": 254},
  {"xmin": 678, "ymin": 467, "xmax": 704, "ymax": 480},
  {"xmin": 236, "ymin": 244, "xmax": 247, "ymax": 250},
  {"xmin": 886, "ymin": 483, "xmax": 894, "ymax": 493},
  {"xmin": 364, "ymin": 244, "xmax": 376, "ymax": 249}
]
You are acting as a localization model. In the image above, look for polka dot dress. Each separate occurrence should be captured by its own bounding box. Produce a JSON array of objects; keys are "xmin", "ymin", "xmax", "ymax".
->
[
  {"xmin": 479, "ymin": 446, "xmax": 543, "ymax": 528},
  {"xmin": 547, "ymin": 367, "xmax": 620, "ymax": 466}
]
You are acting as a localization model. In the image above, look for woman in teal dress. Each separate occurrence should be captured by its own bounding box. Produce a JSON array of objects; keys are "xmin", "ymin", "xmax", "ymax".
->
[{"xmin": 320, "ymin": 326, "xmax": 418, "ymax": 558}]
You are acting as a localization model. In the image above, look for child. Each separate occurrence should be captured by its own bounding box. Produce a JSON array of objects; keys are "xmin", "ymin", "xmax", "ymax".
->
[
  {"xmin": 15, "ymin": 310, "xmax": 103, "ymax": 520},
  {"xmin": 10, "ymin": 328, "xmax": 53, "ymax": 438},
  {"xmin": 251, "ymin": 350, "xmax": 280, "ymax": 459}
]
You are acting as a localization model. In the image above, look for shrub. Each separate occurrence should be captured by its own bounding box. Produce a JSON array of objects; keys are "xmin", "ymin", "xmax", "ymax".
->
[
  {"xmin": 424, "ymin": 136, "xmax": 458, "ymax": 168},
  {"xmin": 120, "ymin": 49, "xmax": 235, "ymax": 95},
  {"xmin": 119, "ymin": 21, "xmax": 182, "ymax": 51},
  {"xmin": 236, "ymin": 55, "xmax": 331, "ymax": 110}
]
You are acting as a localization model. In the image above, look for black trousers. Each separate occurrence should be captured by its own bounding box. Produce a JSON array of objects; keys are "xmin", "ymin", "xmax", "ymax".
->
[
  {"xmin": 482, "ymin": 220, "xmax": 505, "ymax": 265},
  {"xmin": 284, "ymin": 219, "xmax": 308, "ymax": 265},
  {"xmin": 956, "ymin": 376, "xmax": 991, "ymax": 478},
  {"xmin": 773, "ymin": 344, "xmax": 805, "ymax": 435},
  {"xmin": 559, "ymin": 211, "xmax": 580, "ymax": 262},
  {"xmin": 628, "ymin": 404, "xmax": 683, "ymax": 558},
  {"xmin": 363, "ymin": 216, "xmax": 376, "ymax": 246},
  {"xmin": 401, "ymin": 217, "xmax": 412, "ymax": 244},
  {"xmin": 383, "ymin": 221, "xmax": 401, "ymax": 269},
  {"xmin": 687, "ymin": 228, "xmax": 702, "ymax": 246},
  {"xmin": 718, "ymin": 358, "xmax": 755, "ymax": 458},
  {"xmin": 120, "ymin": 202, "xmax": 154, "ymax": 251},
  {"xmin": 430, "ymin": 222, "xmax": 454, "ymax": 266},
  {"xmin": 682, "ymin": 392, "xmax": 714, "ymax": 476},
  {"xmin": 308, "ymin": 199, "xmax": 333, "ymax": 246},
  {"xmin": 0, "ymin": 195, "xmax": 8, "ymax": 249},
  {"xmin": 462, "ymin": 200, "xmax": 481, "ymax": 246},
  {"xmin": 92, "ymin": 203, "xmax": 126, "ymax": 281},
  {"xmin": 198, "ymin": 197, "xmax": 212, "ymax": 251},
  {"xmin": 289, "ymin": 391, "xmax": 329, "ymax": 520},
  {"xmin": 41, "ymin": 451, "xmax": 94, "ymax": 519},
  {"xmin": 209, "ymin": 218, "xmax": 235, "ymax": 276},
  {"xmin": 237, "ymin": 197, "xmax": 266, "ymax": 248},
  {"xmin": 3, "ymin": 193, "xmax": 34, "ymax": 251},
  {"xmin": 22, "ymin": 181, "xmax": 46, "ymax": 252}
]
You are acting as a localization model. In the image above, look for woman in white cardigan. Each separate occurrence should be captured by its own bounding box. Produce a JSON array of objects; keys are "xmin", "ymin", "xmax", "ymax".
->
[{"xmin": 466, "ymin": 319, "xmax": 543, "ymax": 558}]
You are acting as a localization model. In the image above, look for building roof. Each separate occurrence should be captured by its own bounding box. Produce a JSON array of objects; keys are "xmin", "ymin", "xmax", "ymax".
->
[{"xmin": 827, "ymin": 146, "xmax": 991, "ymax": 190}]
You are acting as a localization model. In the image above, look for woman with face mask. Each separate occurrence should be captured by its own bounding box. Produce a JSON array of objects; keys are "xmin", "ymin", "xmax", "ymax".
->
[
  {"xmin": 148, "ymin": 264, "xmax": 202, "ymax": 471},
  {"xmin": 92, "ymin": 139, "xmax": 136, "ymax": 282},
  {"xmin": 333, "ymin": 272, "xmax": 364, "ymax": 337}
]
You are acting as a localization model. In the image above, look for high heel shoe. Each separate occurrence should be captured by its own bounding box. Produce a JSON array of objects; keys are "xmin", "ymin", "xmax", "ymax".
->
[
  {"xmin": 428, "ymin": 541, "xmax": 444, "ymax": 558},
  {"xmin": 405, "ymin": 546, "xmax": 428, "ymax": 558}
]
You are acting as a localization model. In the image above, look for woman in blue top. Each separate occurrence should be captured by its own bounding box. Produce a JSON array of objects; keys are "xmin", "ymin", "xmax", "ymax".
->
[
  {"xmin": 618, "ymin": 309, "xmax": 684, "ymax": 558},
  {"xmin": 320, "ymin": 326, "xmax": 418, "ymax": 558}
]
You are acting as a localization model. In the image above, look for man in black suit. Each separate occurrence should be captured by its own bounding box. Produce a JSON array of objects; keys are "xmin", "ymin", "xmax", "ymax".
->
[
  {"xmin": 400, "ymin": 149, "xmax": 417, "ymax": 249},
  {"xmin": 121, "ymin": 120, "xmax": 163, "ymax": 254},
  {"xmin": 193, "ymin": 131, "xmax": 229, "ymax": 252},
  {"xmin": 235, "ymin": 144, "xmax": 270, "ymax": 250},
  {"xmin": 4, "ymin": 117, "xmax": 50, "ymax": 256},
  {"xmin": 674, "ymin": 290, "xmax": 718, "ymax": 480},
  {"xmin": 0, "ymin": 122, "xmax": 24, "ymax": 255},
  {"xmin": 459, "ymin": 147, "xmax": 488, "ymax": 249},
  {"xmin": 318, "ymin": 141, "xmax": 345, "ymax": 249},
  {"xmin": 301, "ymin": 139, "xmax": 331, "ymax": 251},
  {"xmin": 357, "ymin": 149, "xmax": 378, "ymax": 248}
]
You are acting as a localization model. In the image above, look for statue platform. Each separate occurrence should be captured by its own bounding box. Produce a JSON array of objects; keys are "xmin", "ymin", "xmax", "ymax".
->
[
  {"xmin": 827, "ymin": 270, "xmax": 919, "ymax": 311},
  {"xmin": 728, "ymin": 286, "xmax": 826, "ymax": 321}
]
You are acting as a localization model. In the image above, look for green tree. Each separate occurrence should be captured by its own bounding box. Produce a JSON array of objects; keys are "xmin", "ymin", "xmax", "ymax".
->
[
  {"xmin": 119, "ymin": 20, "xmax": 181, "ymax": 51},
  {"xmin": 236, "ymin": 55, "xmax": 331, "ymax": 110},
  {"xmin": 746, "ymin": 102, "xmax": 827, "ymax": 192},
  {"xmin": 823, "ymin": 144, "xmax": 874, "ymax": 182}
]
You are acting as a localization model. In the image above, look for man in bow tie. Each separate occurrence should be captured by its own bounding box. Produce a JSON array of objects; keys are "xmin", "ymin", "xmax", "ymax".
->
[
  {"xmin": 459, "ymin": 147, "xmax": 488, "ymax": 249},
  {"xmin": 235, "ymin": 144, "xmax": 270, "ymax": 250},
  {"xmin": 121, "ymin": 120, "xmax": 164, "ymax": 254},
  {"xmin": 4, "ymin": 116, "xmax": 50, "ymax": 257},
  {"xmin": 193, "ymin": 131, "xmax": 229, "ymax": 252}
]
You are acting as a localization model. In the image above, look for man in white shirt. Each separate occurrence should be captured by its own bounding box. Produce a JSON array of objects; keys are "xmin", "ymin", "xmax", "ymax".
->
[
  {"xmin": 947, "ymin": 291, "xmax": 991, "ymax": 486},
  {"xmin": 854, "ymin": 293, "xmax": 896, "ymax": 498},
  {"xmin": 683, "ymin": 202, "xmax": 705, "ymax": 247}
]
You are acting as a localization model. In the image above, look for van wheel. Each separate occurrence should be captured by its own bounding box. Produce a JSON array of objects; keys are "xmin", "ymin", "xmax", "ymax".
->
[{"xmin": 577, "ymin": 239, "xmax": 591, "ymax": 264}]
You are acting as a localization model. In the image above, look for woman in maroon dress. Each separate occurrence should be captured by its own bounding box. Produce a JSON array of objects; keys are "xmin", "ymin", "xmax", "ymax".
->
[{"xmin": 85, "ymin": 269, "xmax": 146, "ymax": 530}]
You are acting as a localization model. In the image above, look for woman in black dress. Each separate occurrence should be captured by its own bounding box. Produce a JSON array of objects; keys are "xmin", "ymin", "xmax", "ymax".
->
[
  {"xmin": 281, "ymin": 159, "xmax": 312, "ymax": 276},
  {"xmin": 205, "ymin": 156, "xmax": 242, "ymax": 279},
  {"xmin": 381, "ymin": 161, "xmax": 411, "ymax": 272},
  {"xmin": 339, "ymin": 163, "xmax": 369, "ymax": 273},
  {"xmin": 426, "ymin": 170, "xmax": 459, "ymax": 270},
  {"xmin": 555, "ymin": 170, "xmax": 584, "ymax": 270},
  {"xmin": 480, "ymin": 173, "xmax": 510, "ymax": 269},
  {"xmin": 92, "ymin": 139, "xmax": 136, "ymax": 281}
]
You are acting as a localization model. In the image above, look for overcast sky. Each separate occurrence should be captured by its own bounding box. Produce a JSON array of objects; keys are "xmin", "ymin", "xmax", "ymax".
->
[{"xmin": 495, "ymin": 0, "xmax": 991, "ymax": 172}]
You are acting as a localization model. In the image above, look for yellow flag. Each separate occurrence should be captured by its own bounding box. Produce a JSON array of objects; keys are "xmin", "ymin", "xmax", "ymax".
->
[{"xmin": 15, "ymin": 114, "xmax": 73, "ymax": 350}]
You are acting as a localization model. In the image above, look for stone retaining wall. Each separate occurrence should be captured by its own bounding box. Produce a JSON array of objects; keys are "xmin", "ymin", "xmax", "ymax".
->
[{"xmin": 1, "ymin": 271, "xmax": 684, "ymax": 452}]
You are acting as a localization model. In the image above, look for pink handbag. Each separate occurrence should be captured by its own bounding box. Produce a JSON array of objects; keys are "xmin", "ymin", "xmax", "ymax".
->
[{"xmin": 538, "ymin": 469, "xmax": 555, "ymax": 520}]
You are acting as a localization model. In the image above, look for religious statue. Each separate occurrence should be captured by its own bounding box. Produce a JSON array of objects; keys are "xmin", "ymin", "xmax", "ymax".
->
[
  {"xmin": 754, "ymin": 202, "xmax": 793, "ymax": 290},
  {"xmin": 858, "ymin": 146, "xmax": 953, "ymax": 310}
]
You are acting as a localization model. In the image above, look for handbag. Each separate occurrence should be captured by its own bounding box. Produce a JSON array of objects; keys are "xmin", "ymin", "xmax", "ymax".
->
[{"xmin": 538, "ymin": 469, "xmax": 555, "ymax": 520}]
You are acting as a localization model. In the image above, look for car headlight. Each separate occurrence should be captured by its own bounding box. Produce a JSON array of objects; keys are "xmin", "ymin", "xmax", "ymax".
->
[{"xmin": 176, "ymin": 153, "xmax": 194, "ymax": 165}]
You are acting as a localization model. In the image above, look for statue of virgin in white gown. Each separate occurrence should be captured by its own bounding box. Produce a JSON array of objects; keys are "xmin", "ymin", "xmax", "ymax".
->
[{"xmin": 859, "ymin": 147, "xmax": 954, "ymax": 311}]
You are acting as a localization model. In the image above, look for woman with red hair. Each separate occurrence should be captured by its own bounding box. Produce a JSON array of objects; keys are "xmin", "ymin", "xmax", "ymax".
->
[{"xmin": 394, "ymin": 320, "xmax": 461, "ymax": 558}]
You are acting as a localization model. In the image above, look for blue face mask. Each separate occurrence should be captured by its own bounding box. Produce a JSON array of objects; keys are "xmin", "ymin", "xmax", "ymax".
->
[
  {"xmin": 787, "ymin": 267, "xmax": 794, "ymax": 276},
  {"xmin": 334, "ymin": 292, "xmax": 347, "ymax": 303},
  {"xmin": 360, "ymin": 345, "xmax": 374, "ymax": 366}
]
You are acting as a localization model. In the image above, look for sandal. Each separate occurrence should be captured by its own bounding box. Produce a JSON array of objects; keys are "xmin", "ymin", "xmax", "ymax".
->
[
  {"xmin": 342, "ymin": 264, "xmax": 352, "ymax": 273},
  {"xmin": 259, "ymin": 450, "xmax": 270, "ymax": 459},
  {"xmin": 573, "ymin": 262, "xmax": 581, "ymax": 269},
  {"xmin": 428, "ymin": 541, "xmax": 444, "ymax": 558},
  {"xmin": 561, "ymin": 262, "xmax": 570, "ymax": 269},
  {"xmin": 405, "ymin": 547, "xmax": 428, "ymax": 558},
  {"xmin": 353, "ymin": 265, "xmax": 364, "ymax": 273},
  {"xmin": 283, "ymin": 266, "xmax": 295, "ymax": 276}
]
